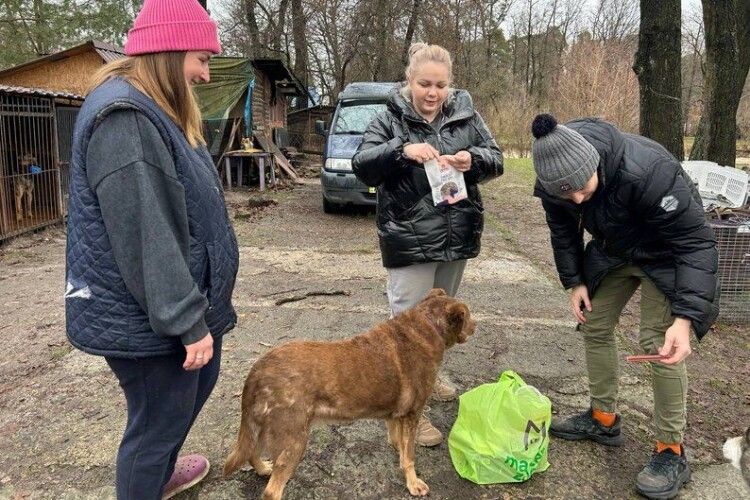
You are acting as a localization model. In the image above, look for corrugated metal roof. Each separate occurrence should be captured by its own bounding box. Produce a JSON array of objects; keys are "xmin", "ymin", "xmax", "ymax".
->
[
  {"xmin": 0, "ymin": 40, "xmax": 124, "ymax": 78},
  {"xmin": 92, "ymin": 40, "xmax": 125, "ymax": 63},
  {"xmin": 0, "ymin": 84, "xmax": 84, "ymax": 100},
  {"xmin": 96, "ymin": 49, "xmax": 126, "ymax": 63}
]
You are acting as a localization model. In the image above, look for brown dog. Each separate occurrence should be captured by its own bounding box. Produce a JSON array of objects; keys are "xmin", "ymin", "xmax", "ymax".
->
[
  {"xmin": 224, "ymin": 288, "xmax": 475, "ymax": 499},
  {"xmin": 14, "ymin": 153, "xmax": 36, "ymax": 223}
]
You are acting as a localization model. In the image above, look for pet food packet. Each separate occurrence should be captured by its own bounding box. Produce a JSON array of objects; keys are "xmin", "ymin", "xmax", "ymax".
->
[{"xmin": 424, "ymin": 159, "xmax": 468, "ymax": 206}]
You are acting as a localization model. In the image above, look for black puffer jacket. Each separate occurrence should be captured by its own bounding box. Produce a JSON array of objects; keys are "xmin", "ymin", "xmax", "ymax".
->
[
  {"xmin": 534, "ymin": 118, "xmax": 719, "ymax": 338},
  {"xmin": 352, "ymin": 88, "xmax": 503, "ymax": 268}
]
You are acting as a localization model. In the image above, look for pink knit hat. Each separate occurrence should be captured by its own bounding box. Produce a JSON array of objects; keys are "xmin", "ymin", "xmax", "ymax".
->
[{"xmin": 124, "ymin": 0, "xmax": 221, "ymax": 56}]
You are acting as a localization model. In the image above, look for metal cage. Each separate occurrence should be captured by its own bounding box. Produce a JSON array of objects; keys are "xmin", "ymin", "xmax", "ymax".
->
[
  {"xmin": 711, "ymin": 219, "xmax": 750, "ymax": 324},
  {"xmin": 0, "ymin": 88, "xmax": 80, "ymax": 241}
]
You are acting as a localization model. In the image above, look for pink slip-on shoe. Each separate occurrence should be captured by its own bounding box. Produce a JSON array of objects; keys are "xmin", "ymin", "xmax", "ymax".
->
[{"xmin": 162, "ymin": 454, "xmax": 210, "ymax": 499}]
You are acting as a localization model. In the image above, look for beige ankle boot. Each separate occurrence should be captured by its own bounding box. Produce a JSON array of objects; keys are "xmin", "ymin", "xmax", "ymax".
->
[
  {"xmin": 431, "ymin": 375, "xmax": 458, "ymax": 402},
  {"xmin": 416, "ymin": 410, "xmax": 443, "ymax": 447}
]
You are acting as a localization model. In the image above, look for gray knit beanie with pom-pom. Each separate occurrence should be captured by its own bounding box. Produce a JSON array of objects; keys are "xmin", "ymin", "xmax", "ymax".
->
[{"xmin": 531, "ymin": 114, "xmax": 600, "ymax": 197}]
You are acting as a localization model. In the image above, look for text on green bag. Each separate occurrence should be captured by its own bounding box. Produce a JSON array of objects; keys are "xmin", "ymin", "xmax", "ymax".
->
[
  {"xmin": 524, "ymin": 419, "xmax": 547, "ymax": 451},
  {"xmin": 504, "ymin": 443, "xmax": 548, "ymax": 481}
]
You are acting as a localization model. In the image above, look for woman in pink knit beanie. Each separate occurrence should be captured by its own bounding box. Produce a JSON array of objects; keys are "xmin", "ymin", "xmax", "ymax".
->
[{"xmin": 67, "ymin": 1, "xmax": 237, "ymax": 499}]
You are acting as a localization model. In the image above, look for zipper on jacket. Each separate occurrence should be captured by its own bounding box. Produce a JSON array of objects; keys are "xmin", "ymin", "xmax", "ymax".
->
[
  {"xmin": 446, "ymin": 203, "xmax": 453, "ymax": 257},
  {"xmin": 435, "ymin": 117, "xmax": 454, "ymax": 257}
]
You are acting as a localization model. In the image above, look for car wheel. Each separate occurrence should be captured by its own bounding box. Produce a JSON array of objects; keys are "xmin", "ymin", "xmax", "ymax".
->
[{"xmin": 323, "ymin": 196, "xmax": 337, "ymax": 214}]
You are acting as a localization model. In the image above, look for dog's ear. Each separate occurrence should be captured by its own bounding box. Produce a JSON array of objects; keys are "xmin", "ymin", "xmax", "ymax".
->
[
  {"xmin": 427, "ymin": 288, "xmax": 447, "ymax": 299},
  {"xmin": 445, "ymin": 301, "xmax": 474, "ymax": 345}
]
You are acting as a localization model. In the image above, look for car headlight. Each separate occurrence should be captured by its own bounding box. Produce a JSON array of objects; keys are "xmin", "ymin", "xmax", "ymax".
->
[{"xmin": 325, "ymin": 158, "xmax": 353, "ymax": 171}]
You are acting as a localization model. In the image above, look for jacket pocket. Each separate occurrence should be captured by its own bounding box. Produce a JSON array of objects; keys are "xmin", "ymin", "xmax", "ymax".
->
[{"xmin": 205, "ymin": 240, "xmax": 239, "ymax": 307}]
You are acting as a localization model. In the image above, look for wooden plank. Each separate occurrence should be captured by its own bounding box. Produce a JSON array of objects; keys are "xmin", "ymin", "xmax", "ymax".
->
[{"xmin": 254, "ymin": 133, "xmax": 301, "ymax": 182}]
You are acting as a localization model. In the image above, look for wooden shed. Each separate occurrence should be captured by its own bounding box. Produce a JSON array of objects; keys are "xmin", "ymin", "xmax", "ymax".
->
[
  {"xmin": 195, "ymin": 57, "xmax": 310, "ymax": 156},
  {"xmin": 251, "ymin": 58, "xmax": 309, "ymax": 134},
  {"xmin": 286, "ymin": 104, "xmax": 335, "ymax": 154},
  {"xmin": 0, "ymin": 40, "xmax": 125, "ymax": 96},
  {"xmin": 0, "ymin": 85, "xmax": 83, "ymax": 241}
]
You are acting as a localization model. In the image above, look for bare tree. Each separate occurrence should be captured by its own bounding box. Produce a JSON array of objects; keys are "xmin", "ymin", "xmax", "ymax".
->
[
  {"xmin": 690, "ymin": 0, "xmax": 750, "ymax": 166},
  {"xmin": 633, "ymin": 0, "xmax": 683, "ymax": 159},
  {"xmin": 682, "ymin": 5, "xmax": 704, "ymax": 135},
  {"xmin": 244, "ymin": 0, "xmax": 262, "ymax": 57},
  {"xmin": 402, "ymin": 0, "xmax": 422, "ymax": 68},
  {"xmin": 590, "ymin": 0, "xmax": 639, "ymax": 41},
  {"xmin": 370, "ymin": 0, "xmax": 391, "ymax": 81},
  {"xmin": 292, "ymin": 0, "xmax": 309, "ymax": 106},
  {"xmin": 271, "ymin": 0, "xmax": 290, "ymax": 53}
]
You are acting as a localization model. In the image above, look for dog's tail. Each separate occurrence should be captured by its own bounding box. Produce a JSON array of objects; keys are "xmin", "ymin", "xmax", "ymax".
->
[{"xmin": 223, "ymin": 381, "xmax": 260, "ymax": 477}]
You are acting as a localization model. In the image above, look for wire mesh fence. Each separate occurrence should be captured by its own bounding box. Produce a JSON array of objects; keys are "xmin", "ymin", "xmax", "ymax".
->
[{"xmin": 711, "ymin": 216, "xmax": 750, "ymax": 324}]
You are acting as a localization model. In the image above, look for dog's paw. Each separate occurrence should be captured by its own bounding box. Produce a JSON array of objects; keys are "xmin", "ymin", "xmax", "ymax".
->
[
  {"xmin": 255, "ymin": 460, "xmax": 273, "ymax": 476},
  {"xmin": 407, "ymin": 477, "xmax": 430, "ymax": 496}
]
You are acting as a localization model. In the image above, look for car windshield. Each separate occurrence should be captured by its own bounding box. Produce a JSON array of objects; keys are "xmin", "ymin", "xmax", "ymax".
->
[{"xmin": 333, "ymin": 102, "xmax": 387, "ymax": 134}]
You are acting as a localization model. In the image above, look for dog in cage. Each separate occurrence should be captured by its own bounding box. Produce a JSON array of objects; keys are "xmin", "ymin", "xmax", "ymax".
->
[{"xmin": 14, "ymin": 153, "xmax": 37, "ymax": 222}]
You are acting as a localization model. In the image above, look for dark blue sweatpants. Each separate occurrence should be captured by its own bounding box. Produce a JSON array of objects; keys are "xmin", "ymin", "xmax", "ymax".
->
[{"xmin": 105, "ymin": 336, "xmax": 222, "ymax": 500}]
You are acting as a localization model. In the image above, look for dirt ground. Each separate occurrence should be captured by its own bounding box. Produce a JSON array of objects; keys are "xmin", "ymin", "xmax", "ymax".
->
[{"xmin": 0, "ymin": 159, "xmax": 748, "ymax": 500}]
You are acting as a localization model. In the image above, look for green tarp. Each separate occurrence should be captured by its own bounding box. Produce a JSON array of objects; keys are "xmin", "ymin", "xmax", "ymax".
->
[
  {"xmin": 194, "ymin": 57, "xmax": 254, "ymax": 155},
  {"xmin": 194, "ymin": 57, "xmax": 254, "ymax": 121}
]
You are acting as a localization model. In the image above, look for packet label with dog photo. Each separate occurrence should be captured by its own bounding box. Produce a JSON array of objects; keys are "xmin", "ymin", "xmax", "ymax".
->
[{"xmin": 424, "ymin": 159, "xmax": 467, "ymax": 206}]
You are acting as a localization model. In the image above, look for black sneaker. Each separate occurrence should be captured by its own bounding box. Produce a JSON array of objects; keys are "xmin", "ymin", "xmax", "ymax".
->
[
  {"xmin": 549, "ymin": 408, "xmax": 624, "ymax": 446},
  {"xmin": 635, "ymin": 447, "xmax": 691, "ymax": 499}
]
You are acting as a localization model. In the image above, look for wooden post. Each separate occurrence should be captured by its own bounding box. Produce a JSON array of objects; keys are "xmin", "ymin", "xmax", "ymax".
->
[
  {"xmin": 258, "ymin": 156, "xmax": 266, "ymax": 192},
  {"xmin": 268, "ymin": 153, "xmax": 277, "ymax": 186},
  {"xmin": 224, "ymin": 156, "xmax": 232, "ymax": 191}
]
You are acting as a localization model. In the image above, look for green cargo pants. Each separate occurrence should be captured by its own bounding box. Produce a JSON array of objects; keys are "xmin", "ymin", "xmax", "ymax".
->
[{"xmin": 580, "ymin": 264, "xmax": 688, "ymax": 444}]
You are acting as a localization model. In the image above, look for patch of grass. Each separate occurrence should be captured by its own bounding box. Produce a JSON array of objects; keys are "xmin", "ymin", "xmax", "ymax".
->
[
  {"xmin": 483, "ymin": 211, "xmax": 518, "ymax": 245},
  {"xmin": 50, "ymin": 345, "xmax": 72, "ymax": 361},
  {"xmin": 503, "ymin": 157, "xmax": 535, "ymax": 187},
  {"xmin": 684, "ymin": 136, "xmax": 694, "ymax": 157},
  {"xmin": 707, "ymin": 377, "xmax": 738, "ymax": 396},
  {"xmin": 480, "ymin": 157, "xmax": 537, "ymax": 251}
]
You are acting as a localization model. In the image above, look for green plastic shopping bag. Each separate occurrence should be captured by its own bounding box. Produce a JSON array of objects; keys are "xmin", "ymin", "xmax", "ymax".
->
[{"xmin": 448, "ymin": 370, "xmax": 552, "ymax": 484}]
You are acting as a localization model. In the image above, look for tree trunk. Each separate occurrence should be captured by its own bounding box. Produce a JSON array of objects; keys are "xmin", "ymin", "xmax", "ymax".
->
[
  {"xmin": 683, "ymin": 23, "xmax": 703, "ymax": 135},
  {"xmin": 371, "ymin": 0, "xmax": 390, "ymax": 81},
  {"xmin": 736, "ymin": 1, "xmax": 750, "ymax": 116},
  {"xmin": 689, "ymin": 0, "xmax": 748, "ymax": 167},
  {"xmin": 272, "ymin": 0, "xmax": 290, "ymax": 53},
  {"xmin": 244, "ymin": 0, "xmax": 262, "ymax": 58},
  {"xmin": 291, "ymin": 0, "xmax": 308, "ymax": 108},
  {"xmin": 633, "ymin": 0, "xmax": 683, "ymax": 160},
  {"xmin": 32, "ymin": 0, "xmax": 46, "ymax": 55},
  {"xmin": 402, "ymin": 0, "xmax": 422, "ymax": 70},
  {"xmin": 525, "ymin": 0, "xmax": 533, "ymax": 92}
]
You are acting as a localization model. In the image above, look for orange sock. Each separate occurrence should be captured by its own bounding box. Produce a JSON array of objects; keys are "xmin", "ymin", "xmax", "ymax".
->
[
  {"xmin": 656, "ymin": 441, "xmax": 682, "ymax": 455},
  {"xmin": 592, "ymin": 408, "xmax": 616, "ymax": 427}
]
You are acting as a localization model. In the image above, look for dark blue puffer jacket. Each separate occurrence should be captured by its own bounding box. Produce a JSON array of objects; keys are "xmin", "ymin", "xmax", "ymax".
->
[{"xmin": 65, "ymin": 78, "xmax": 239, "ymax": 357}]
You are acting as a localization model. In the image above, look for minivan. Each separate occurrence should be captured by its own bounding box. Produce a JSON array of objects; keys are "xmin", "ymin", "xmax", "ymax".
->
[{"xmin": 316, "ymin": 82, "xmax": 399, "ymax": 213}]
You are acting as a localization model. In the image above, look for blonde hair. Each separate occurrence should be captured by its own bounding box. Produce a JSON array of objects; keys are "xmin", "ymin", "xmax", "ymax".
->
[
  {"xmin": 89, "ymin": 53, "xmax": 206, "ymax": 147},
  {"xmin": 400, "ymin": 43, "xmax": 454, "ymax": 100}
]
